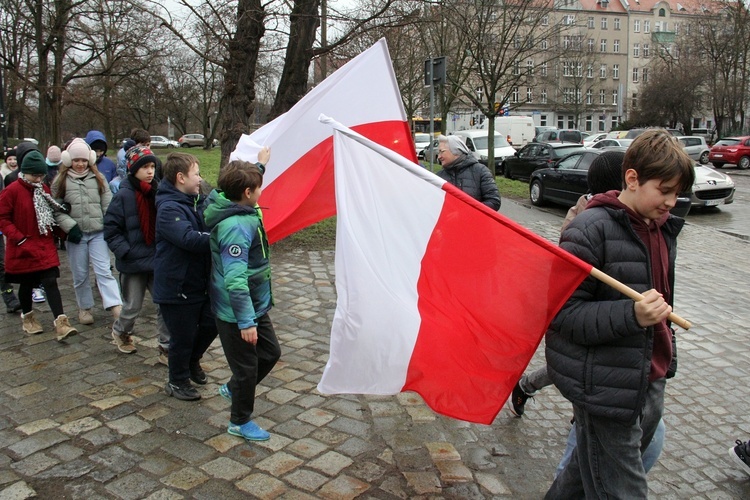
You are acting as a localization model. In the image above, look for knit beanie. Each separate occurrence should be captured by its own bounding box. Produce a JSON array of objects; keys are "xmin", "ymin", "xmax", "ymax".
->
[
  {"xmin": 126, "ymin": 146, "xmax": 158, "ymax": 175},
  {"xmin": 62, "ymin": 138, "xmax": 97, "ymax": 167},
  {"xmin": 46, "ymin": 145, "xmax": 62, "ymax": 167},
  {"xmin": 4, "ymin": 147, "xmax": 16, "ymax": 160},
  {"xmin": 20, "ymin": 150, "xmax": 49, "ymax": 175},
  {"xmin": 588, "ymin": 150, "xmax": 626, "ymax": 195}
]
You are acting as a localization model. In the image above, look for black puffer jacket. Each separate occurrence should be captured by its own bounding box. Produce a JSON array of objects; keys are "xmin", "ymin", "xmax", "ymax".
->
[
  {"xmin": 436, "ymin": 155, "xmax": 501, "ymax": 210},
  {"xmin": 545, "ymin": 200, "xmax": 683, "ymax": 424}
]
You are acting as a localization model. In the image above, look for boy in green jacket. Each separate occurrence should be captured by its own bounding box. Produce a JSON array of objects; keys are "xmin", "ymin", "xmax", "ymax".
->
[{"xmin": 204, "ymin": 149, "xmax": 280, "ymax": 442}]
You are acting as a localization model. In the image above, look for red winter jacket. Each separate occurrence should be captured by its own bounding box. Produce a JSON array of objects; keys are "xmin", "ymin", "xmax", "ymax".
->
[{"xmin": 0, "ymin": 179, "xmax": 60, "ymax": 274}]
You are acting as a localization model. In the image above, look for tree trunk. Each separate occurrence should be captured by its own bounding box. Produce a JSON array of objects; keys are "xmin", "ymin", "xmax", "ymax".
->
[
  {"xmin": 219, "ymin": 0, "xmax": 265, "ymax": 168},
  {"xmin": 267, "ymin": 0, "xmax": 320, "ymax": 121}
]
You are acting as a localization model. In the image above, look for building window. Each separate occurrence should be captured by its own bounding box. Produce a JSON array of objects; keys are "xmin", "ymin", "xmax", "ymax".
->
[
  {"xmin": 588, "ymin": 38, "xmax": 594, "ymax": 52},
  {"xmin": 542, "ymin": 38, "xmax": 548, "ymax": 50},
  {"xmin": 541, "ymin": 62, "xmax": 548, "ymax": 77},
  {"xmin": 586, "ymin": 115, "xmax": 593, "ymax": 131},
  {"xmin": 542, "ymin": 15, "xmax": 549, "ymax": 26},
  {"xmin": 588, "ymin": 16, "xmax": 595, "ymax": 29},
  {"xmin": 674, "ymin": 23, "xmax": 680, "ymax": 35},
  {"xmin": 632, "ymin": 93, "xmax": 638, "ymax": 109},
  {"xmin": 568, "ymin": 115, "xmax": 575, "ymax": 128},
  {"xmin": 540, "ymin": 114, "xmax": 547, "ymax": 126},
  {"xmin": 512, "ymin": 87, "xmax": 519, "ymax": 103},
  {"xmin": 612, "ymin": 88, "xmax": 618, "ymax": 105},
  {"xmin": 576, "ymin": 62, "xmax": 583, "ymax": 77},
  {"xmin": 563, "ymin": 35, "xmax": 571, "ymax": 49},
  {"xmin": 643, "ymin": 44, "xmax": 650, "ymax": 57},
  {"xmin": 632, "ymin": 67, "xmax": 639, "ymax": 82},
  {"xmin": 599, "ymin": 115, "xmax": 606, "ymax": 131},
  {"xmin": 614, "ymin": 17, "xmax": 620, "ymax": 30},
  {"xmin": 601, "ymin": 17, "xmax": 608, "ymax": 29},
  {"xmin": 563, "ymin": 61, "xmax": 571, "ymax": 77},
  {"xmin": 563, "ymin": 88, "xmax": 571, "ymax": 104},
  {"xmin": 611, "ymin": 115, "xmax": 620, "ymax": 129},
  {"xmin": 634, "ymin": 20, "xmax": 640, "ymax": 33},
  {"xmin": 527, "ymin": 87, "xmax": 533, "ymax": 102},
  {"xmin": 514, "ymin": 35, "xmax": 521, "ymax": 49},
  {"xmin": 513, "ymin": 60, "xmax": 521, "ymax": 75},
  {"xmin": 587, "ymin": 64, "xmax": 594, "ymax": 78},
  {"xmin": 600, "ymin": 89, "xmax": 606, "ymax": 104},
  {"xmin": 659, "ymin": 7, "xmax": 666, "ymax": 16},
  {"xmin": 586, "ymin": 89, "xmax": 593, "ymax": 104},
  {"xmin": 600, "ymin": 64, "xmax": 607, "ymax": 78},
  {"xmin": 613, "ymin": 40, "xmax": 620, "ymax": 53},
  {"xmin": 644, "ymin": 20, "xmax": 650, "ymax": 33},
  {"xmin": 527, "ymin": 59, "xmax": 534, "ymax": 75},
  {"xmin": 541, "ymin": 89, "xmax": 547, "ymax": 104},
  {"xmin": 613, "ymin": 64, "xmax": 619, "ymax": 79},
  {"xmin": 633, "ymin": 43, "xmax": 640, "ymax": 57},
  {"xmin": 643, "ymin": 68, "xmax": 648, "ymax": 83},
  {"xmin": 600, "ymin": 39, "xmax": 607, "ymax": 52},
  {"xmin": 564, "ymin": 14, "xmax": 575, "ymax": 25},
  {"xmin": 558, "ymin": 116, "xmax": 565, "ymax": 129}
]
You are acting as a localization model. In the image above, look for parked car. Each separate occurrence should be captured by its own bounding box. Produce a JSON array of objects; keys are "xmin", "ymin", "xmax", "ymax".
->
[
  {"xmin": 534, "ymin": 126, "xmax": 557, "ymax": 138},
  {"xmin": 607, "ymin": 128, "xmax": 647, "ymax": 140},
  {"xmin": 150, "ymin": 135, "xmax": 178, "ymax": 148},
  {"xmin": 690, "ymin": 164, "xmax": 735, "ymax": 208},
  {"xmin": 677, "ymin": 136, "xmax": 710, "ymax": 165},
  {"xmin": 589, "ymin": 138, "xmax": 634, "ymax": 149},
  {"xmin": 418, "ymin": 138, "xmax": 439, "ymax": 162},
  {"xmin": 178, "ymin": 134, "xmax": 219, "ymax": 148},
  {"xmin": 583, "ymin": 132, "xmax": 608, "ymax": 147},
  {"xmin": 709, "ymin": 136, "xmax": 750, "ymax": 169},
  {"xmin": 535, "ymin": 129, "xmax": 583, "ymax": 144},
  {"xmin": 451, "ymin": 129, "xmax": 516, "ymax": 168},
  {"xmin": 528, "ymin": 148, "xmax": 692, "ymax": 217},
  {"xmin": 413, "ymin": 133, "xmax": 432, "ymax": 157},
  {"xmin": 690, "ymin": 127, "xmax": 715, "ymax": 145},
  {"xmin": 503, "ymin": 142, "xmax": 585, "ymax": 181}
]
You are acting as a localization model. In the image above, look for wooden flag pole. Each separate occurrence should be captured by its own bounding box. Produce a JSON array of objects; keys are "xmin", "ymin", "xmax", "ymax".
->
[{"xmin": 589, "ymin": 267, "xmax": 692, "ymax": 330}]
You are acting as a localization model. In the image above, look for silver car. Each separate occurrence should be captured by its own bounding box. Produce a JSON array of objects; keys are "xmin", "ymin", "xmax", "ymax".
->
[
  {"xmin": 677, "ymin": 136, "xmax": 710, "ymax": 165},
  {"xmin": 150, "ymin": 135, "xmax": 178, "ymax": 148},
  {"xmin": 690, "ymin": 164, "xmax": 735, "ymax": 208}
]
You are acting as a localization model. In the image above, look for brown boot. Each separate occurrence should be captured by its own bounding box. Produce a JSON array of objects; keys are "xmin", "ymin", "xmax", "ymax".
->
[
  {"xmin": 54, "ymin": 315, "xmax": 78, "ymax": 342},
  {"xmin": 21, "ymin": 311, "xmax": 44, "ymax": 335}
]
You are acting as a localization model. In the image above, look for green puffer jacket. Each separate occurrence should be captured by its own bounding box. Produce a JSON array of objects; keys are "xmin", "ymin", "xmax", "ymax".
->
[{"xmin": 204, "ymin": 189, "xmax": 272, "ymax": 328}]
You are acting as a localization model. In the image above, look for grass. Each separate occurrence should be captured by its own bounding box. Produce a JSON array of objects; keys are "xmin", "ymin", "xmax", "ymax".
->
[{"xmin": 154, "ymin": 147, "xmax": 223, "ymax": 186}]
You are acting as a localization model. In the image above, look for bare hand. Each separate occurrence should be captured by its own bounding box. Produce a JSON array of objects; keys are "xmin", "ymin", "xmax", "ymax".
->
[
  {"xmin": 634, "ymin": 289, "xmax": 672, "ymax": 328},
  {"xmin": 258, "ymin": 146, "xmax": 271, "ymax": 165},
  {"xmin": 240, "ymin": 326, "xmax": 258, "ymax": 345}
]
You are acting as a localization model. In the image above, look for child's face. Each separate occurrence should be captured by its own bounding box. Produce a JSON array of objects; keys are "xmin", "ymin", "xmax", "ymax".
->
[
  {"xmin": 71, "ymin": 158, "xmax": 89, "ymax": 173},
  {"xmin": 243, "ymin": 186, "xmax": 262, "ymax": 207},
  {"xmin": 23, "ymin": 173, "xmax": 45, "ymax": 183},
  {"xmin": 94, "ymin": 149, "xmax": 104, "ymax": 159},
  {"xmin": 177, "ymin": 162, "xmax": 202, "ymax": 195},
  {"xmin": 135, "ymin": 163, "xmax": 155, "ymax": 183},
  {"xmin": 627, "ymin": 174, "xmax": 681, "ymax": 223},
  {"xmin": 6, "ymin": 156, "xmax": 17, "ymax": 169}
]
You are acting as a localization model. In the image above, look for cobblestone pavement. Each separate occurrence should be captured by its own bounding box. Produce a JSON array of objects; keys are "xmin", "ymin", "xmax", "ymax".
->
[{"xmin": 1, "ymin": 200, "xmax": 749, "ymax": 499}]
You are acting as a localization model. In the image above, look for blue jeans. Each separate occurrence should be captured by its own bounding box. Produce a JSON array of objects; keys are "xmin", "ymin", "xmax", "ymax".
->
[
  {"xmin": 546, "ymin": 378, "xmax": 666, "ymax": 499},
  {"xmin": 66, "ymin": 231, "xmax": 122, "ymax": 310}
]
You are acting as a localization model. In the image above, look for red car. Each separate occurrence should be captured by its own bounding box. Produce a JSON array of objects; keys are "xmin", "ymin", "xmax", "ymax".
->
[{"xmin": 709, "ymin": 136, "xmax": 750, "ymax": 169}]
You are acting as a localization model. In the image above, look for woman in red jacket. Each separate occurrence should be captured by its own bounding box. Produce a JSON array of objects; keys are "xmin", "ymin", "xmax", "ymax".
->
[{"xmin": 0, "ymin": 151, "xmax": 77, "ymax": 341}]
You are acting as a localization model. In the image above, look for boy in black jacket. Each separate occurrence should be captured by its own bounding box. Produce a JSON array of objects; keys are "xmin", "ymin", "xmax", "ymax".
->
[{"xmin": 545, "ymin": 129, "xmax": 694, "ymax": 498}]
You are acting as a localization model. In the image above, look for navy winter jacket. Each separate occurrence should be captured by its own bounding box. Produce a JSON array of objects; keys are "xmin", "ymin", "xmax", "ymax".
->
[
  {"xmin": 103, "ymin": 177, "xmax": 157, "ymax": 274},
  {"xmin": 85, "ymin": 130, "xmax": 117, "ymax": 183},
  {"xmin": 152, "ymin": 178, "xmax": 211, "ymax": 304}
]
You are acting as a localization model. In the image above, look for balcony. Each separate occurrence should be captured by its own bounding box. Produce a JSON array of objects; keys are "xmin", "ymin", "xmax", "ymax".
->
[{"xmin": 651, "ymin": 31, "xmax": 676, "ymax": 44}]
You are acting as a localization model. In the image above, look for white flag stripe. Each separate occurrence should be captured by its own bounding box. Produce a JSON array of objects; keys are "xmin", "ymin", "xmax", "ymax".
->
[
  {"xmin": 231, "ymin": 40, "xmax": 407, "ymax": 186},
  {"xmin": 317, "ymin": 128, "xmax": 447, "ymax": 394}
]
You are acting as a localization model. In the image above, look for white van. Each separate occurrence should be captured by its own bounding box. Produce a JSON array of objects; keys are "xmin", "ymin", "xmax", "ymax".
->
[
  {"xmin": 450, "ymin": 129, "xmax": 517, "ymax": 169},
  {"xmin": 478, "ymin": 116, "xmax": 535, "ymax": 147}
]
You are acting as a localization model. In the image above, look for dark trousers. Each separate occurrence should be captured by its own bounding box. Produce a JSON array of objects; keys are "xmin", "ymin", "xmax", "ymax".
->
[
  {"xmin": 0, "ymin": 236, "xmax": 7, "ymax": 289},
  {"xmin": 19, "ymin": 276, "xmax": 63, "ymax": 317},
  {"xmin": 162, "ymin": 300, "xmax": 218, "ymax": 385},
  {"xmin": 216, "ymin": 313, "xmax": 281, "ymax": 425}
]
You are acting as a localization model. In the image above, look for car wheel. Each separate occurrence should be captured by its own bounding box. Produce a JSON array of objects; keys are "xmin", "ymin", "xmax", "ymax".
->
[
  {"xmin": 699, "ymin": 151, "xmax": 709, "ymax": 164},
  {"xmin": 168, "ymin": 145, "xmax": 174, "ymax": 149},
  {"xmin": 504, "ymin": 163, "xmax": 513, "ymax": 179},
  {"xmin": 530, "ymin": 180, "xmax": 545, "ymax": 206},
  {"xmin": 180, "ymin": 143, "xmax": 190, "ymax": 148},
  {"xmin": 739, "ymin": 156, "xmax": 750, "ymax": 170}
]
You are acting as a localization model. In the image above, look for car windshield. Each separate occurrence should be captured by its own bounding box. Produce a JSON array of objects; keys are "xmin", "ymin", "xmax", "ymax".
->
[
  {"xmin": 414, "ymin": 134, "xmax": 431, "ymax": 144},
  {"xmin": 473, "ymin": 135, "xmax": 509, "ymax": 149},
  {"xmin": 715, "ymin": 139, "xmax": 740, "ymax": 146}
]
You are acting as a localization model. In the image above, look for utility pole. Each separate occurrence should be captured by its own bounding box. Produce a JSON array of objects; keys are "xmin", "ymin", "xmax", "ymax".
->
[
  {"xmin": 0, "ymin": 68, "xmax": 7, "ymax": 151},
  {"xmin": 425, "ymin": 57, "xmax": 446, "ymax": 172}
]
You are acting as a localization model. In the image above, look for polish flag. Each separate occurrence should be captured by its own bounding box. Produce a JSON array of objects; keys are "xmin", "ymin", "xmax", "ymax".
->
[
  {"xmin": 316, "ymin": 118, "xmax": 593, "ymax": 425},
  {"xmin": 231, "ymin": 39, "xmax": 416, "ymax": 244}
]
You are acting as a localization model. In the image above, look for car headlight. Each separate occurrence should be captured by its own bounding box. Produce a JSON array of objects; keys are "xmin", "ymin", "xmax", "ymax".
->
[{"xmin": 480, "ymin": 155, "xmax": 488, "ymax": 161}]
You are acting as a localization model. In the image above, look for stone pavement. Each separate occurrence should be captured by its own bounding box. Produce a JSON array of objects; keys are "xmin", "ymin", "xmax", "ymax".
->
[{"xmin": 1, "ymin": 200, "xmax": 750, "ymax": 499}]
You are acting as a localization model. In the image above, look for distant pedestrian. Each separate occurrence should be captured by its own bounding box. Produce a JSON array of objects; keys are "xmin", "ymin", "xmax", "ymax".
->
[
  {"xmin": 0, "ymin": 151, "xmax": 77, "ymax": 340},
  {"xmin": 204, "ymin": 150, "xmax": 280, "ymax": 442},
  {"xmin": 84, "ymin": 130, "xmax": 118, "ymax": 183},
  {"xmin": 52, "ymin": 138, "xmax": 122, "ymax": 326},
  {"xmin": 435, "ymin": 135, "xmax": 501, "ymax": 210}
]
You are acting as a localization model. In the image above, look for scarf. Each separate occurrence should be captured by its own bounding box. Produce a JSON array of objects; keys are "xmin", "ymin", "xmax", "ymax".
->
[
  {"xmin": 67, "ymin": 168, "xmax": 90, "ymax": 179},
  {"xmin": 20, "ymin": 177, "xmax": 67, "ymax": 236},
  {"xmin": 132, "ymin": 177, "xmax": 156, "ymax": 245}
]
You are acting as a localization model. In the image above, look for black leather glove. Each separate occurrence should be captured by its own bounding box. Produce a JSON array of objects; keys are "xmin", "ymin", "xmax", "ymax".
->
[{"xmin": 67, "ymin": 224, "xmax": 83, "ymax": 244}]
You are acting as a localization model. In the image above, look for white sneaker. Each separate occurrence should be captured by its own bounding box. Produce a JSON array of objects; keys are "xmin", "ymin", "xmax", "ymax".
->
[{"xmin": 31, "ymin": 288, "xmax": 46, "ymax": 303}]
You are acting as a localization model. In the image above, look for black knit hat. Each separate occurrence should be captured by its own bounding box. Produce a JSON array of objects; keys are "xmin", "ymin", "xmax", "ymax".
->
[
  {"xmin": 15, "ymin": 142, "xmax": 40, "ymax": 167},
  {"xmin": 4, "ymin": 147, "xmax": 17, "ymax": 160},
  {"xmin": 588, "ymin": 150, "xmax": 625, "ymax": 195},
  {"xmin": 20, "ymin": 150, "xmax": 49, "ymax": 175},
  {"xmin": 126, "ymin": 146, "xmax": 158, "ymax": 175}
]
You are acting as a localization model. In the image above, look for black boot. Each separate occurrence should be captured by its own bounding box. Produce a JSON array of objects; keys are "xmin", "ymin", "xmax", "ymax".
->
[{"xmin": 2, "ymin": 289, "xmax": 21, "ymax": 314}]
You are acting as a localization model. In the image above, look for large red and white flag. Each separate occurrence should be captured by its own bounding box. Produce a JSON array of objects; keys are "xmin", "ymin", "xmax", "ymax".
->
[
  {"xmin": 231, "ymin": 39, "xmax": 415, "ymax": 243},
  {"xmin": 316, "ymin": 117, "xmax": 593, "ymax": 425}
]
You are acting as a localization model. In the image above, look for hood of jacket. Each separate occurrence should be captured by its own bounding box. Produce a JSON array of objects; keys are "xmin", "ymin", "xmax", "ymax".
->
[
  {"xmin": 156, "ymin": 177, "xmax": 203, "ymax": 210},
  {"xmin": 587, "ymin": 189, "xmax": 670, "ymax": 232},
  {"xmin": 85, "ymin": 130, "xmax": 108, "ymax": 154},
  {"xmin": 204, "ymin": 189, "xmax": 260, "ymax": 230}
]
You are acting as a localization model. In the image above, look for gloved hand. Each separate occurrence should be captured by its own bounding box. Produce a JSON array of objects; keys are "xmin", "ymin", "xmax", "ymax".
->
[
  {"xmin": 59, "ymin": 202, "xmax": 71, "ymax": 214},
  {"xmin": 67, "ymin": 224, "xmax": 83, "ymax": 244}
]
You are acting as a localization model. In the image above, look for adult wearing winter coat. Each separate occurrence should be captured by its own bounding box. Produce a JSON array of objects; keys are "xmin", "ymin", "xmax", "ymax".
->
[{"xmin": 435, "ymin": 135, "xmax": 501, "ymax": 211}]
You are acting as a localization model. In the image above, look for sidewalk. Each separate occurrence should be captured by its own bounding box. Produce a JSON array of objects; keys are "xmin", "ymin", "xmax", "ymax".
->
[{"xmin": 1, "ymin": 200, "xmax": 749, "ymax": 499}]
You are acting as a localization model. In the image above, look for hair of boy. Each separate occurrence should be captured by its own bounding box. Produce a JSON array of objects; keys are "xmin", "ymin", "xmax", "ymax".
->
[
  {"xmin": 622, "ymin": 129, "xmax": 695, "ymax": 193},
  {"xmin": 130, "ymin": 128, "xmax": 150, "ymax": 145},
  {"xmin": 162, "ymin": 152, "xmax": 198, "ymax": 184},
  {"xmin": 218, "ymin": 161, "xmax": 264, "ymax": 202},
  {"xmin": 587, "ymin": 150, "xmax": 625, "ymax": 195}
]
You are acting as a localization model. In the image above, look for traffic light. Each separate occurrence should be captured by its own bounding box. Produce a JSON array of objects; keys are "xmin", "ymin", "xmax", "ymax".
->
[{"xmin": 424, "ymin": 57, "xmax": 446, "ymax": 86}]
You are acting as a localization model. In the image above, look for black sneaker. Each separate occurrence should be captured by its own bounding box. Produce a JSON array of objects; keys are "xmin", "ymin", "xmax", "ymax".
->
[
  {"xmin": 508, "ymin": 382, "xmax": 531, "ymax": 417},
  {"xmin": 729, "ymin": 439, "xmax": 750, "ymax": 476},
  {"xmin": 165, "ymin": 381, "xmax": 201, "ymax": 401},
  {"xmin": 189, "ymin": 361, "xmax": 207, "ymax": 385}
]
